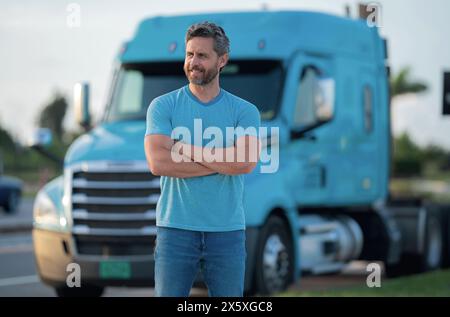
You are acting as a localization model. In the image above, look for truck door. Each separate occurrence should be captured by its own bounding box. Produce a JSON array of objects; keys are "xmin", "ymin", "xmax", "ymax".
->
[{"xmin": 282, "ymin": 53, "xmax": 335, "ymax": 206}]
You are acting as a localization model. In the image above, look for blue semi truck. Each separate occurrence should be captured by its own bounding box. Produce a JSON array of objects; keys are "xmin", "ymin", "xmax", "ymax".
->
[{"xmin": 32, "ymin": 10, "xmax": 450, "ymax": 296}]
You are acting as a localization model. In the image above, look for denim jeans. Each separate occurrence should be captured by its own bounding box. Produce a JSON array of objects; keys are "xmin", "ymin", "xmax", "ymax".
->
[{"xmin": 154, "ymin": 226, "xmax": 246, "ymax": 297}]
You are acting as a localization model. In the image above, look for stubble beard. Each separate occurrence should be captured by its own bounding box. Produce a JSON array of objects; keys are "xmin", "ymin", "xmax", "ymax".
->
[{"xmin": 184, "ymin": 64, "xmax": 219, "ymax": 86}]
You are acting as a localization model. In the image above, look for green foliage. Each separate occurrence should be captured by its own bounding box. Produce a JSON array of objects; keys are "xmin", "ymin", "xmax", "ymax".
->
[
  {"xmin": 0, "ymin": 125, "xmax": 19, "ymax": 173},
  {"xmin": 0, "ymin": 125, "xmax": 15, "ymax": 151},
  {"xmin": 279, "ymin": 269, "xmax": 450, "ymax": 297},
  {"xmin": 389, "ymin": 67, "xmax": 444, "ymax": 178},
  {"xmin": 393, "ymin": 132, "xmax": 450, "ymax": 177},
  {"xmin": 37, "ymin": 93, "xmax": 68, "ymax": 142},
  {"xmin": 393, "ymin": 133, "xmax": 423, "ymax": 176},
  {"xmin": 0, "ymin": 92, "xmax": 79, "ymax": 189},
  {"xmin": 390, "ymin": 66, "xmax": 428, "ymax": 98},
  {"xmin": 422, "ymin": 144, "xmax": 449, "ymax": 168}
]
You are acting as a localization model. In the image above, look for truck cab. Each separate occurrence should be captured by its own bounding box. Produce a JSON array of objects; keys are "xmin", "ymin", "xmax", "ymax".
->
[{"xmin": 32, "ymin": 10, "xmax": 449, "ymax": 296}]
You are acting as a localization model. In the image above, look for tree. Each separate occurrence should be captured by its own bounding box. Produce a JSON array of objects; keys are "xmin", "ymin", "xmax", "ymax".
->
[
  {"xmin": 390, "ymin": 67, "xmax": 429, "ymax": 177},
  {"xmin": 0, "ymin": 122, "xmax": 18, "ymax": 171},
  {"xmin": 421, "ymin": 144, "xmax": 450, "ymax": 174},
  {"xmin": 0, "ymin": 124, "xmax": 15, "ymax": 152},
  {"xmin": 393, "ymin": 132, "xmax": 423, "ymax": 176},
  {"xmin": 390, "ymin": 66, "xmax": 427, "ymax": 98},
  {"xmin": 38, "ymin": 93, "xmax": 68, "ymax": 142}
]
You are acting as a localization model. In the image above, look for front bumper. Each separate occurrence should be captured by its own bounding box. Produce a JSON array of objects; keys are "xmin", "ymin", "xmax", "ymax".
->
[
  {"xmin": 33, "ymin": 227, "xmax": 260, "ymax": 291},
  {"xmin": 32, "ymin": 228, "xmax": 155, "ymax": 288}
]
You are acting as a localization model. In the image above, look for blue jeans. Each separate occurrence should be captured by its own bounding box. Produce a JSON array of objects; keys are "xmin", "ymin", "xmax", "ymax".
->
[{"xmin": 154, "ymin": 226, "xmax": 246, "ymax": 297}]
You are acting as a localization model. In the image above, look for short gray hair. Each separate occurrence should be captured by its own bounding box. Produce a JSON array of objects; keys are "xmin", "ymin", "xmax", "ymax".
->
[{"xmin": 185, "ymin": 21, "xmax": 230, "ymax": 56}]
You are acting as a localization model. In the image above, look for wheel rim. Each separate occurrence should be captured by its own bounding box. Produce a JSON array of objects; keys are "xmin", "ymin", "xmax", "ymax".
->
[
  {"xmin": 262, "ymin": 233, "xmax": 290, "ymax": 292},
  {"xmin": 426, "ymin": 220, "xmax": 442, "ymax": 268}
]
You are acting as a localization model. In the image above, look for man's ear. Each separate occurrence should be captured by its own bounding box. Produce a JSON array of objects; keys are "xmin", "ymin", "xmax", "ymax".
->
[{"xmin": 219, "ymin": 53, "xmax": 229, "ymax": 70}]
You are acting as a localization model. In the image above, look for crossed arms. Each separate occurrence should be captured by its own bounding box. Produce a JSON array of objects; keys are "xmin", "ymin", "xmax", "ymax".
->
[{"xmin": 144, "ymin": 134, "xmax": 260, "ymax": 178}]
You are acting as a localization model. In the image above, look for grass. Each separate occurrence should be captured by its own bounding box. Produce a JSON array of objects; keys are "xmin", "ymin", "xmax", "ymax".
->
[{"xmin": 279, "ymin": 270, "xmax": 450, "ymax": 297}]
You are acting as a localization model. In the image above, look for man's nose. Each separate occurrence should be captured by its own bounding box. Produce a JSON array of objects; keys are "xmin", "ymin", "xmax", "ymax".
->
[{"xmin": 190, "ymin": 55, "xmax": 201, "ymax": 67}]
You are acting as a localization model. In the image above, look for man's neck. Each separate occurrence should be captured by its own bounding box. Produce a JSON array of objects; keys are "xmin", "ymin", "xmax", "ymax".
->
[{"xmin": 189, "ymin": 81, "xmax": 220, "ymax": 103}]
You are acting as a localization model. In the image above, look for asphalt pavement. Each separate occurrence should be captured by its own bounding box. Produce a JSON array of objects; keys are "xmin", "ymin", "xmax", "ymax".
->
[{"xmin": 0, "ymin": 197, "xmax": 34, "ymax": 233}]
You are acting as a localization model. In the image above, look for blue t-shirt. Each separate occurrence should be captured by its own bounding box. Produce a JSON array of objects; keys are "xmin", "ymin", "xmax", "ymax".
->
[{"xmin": 145, "ymin": 85, "xmax": 260, "ymax": 232}]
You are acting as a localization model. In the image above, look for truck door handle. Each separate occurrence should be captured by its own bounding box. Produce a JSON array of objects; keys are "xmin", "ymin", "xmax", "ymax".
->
[{"xmin": 320, "ymin": 165, "xmax": 326, "ymax": 187}]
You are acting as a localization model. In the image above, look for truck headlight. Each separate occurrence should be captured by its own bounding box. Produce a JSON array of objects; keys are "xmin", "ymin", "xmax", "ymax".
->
[{"xmin": 33, "ymin": 191, "xmax": 67, "ymax": 228}]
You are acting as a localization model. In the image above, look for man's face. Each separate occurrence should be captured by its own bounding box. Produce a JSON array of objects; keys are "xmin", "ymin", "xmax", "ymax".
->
[{"xmin": 184, "ymin": 37, "xmax": 227, "ymax": 86}]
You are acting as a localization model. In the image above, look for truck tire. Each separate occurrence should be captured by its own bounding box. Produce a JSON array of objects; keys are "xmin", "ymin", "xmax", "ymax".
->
[
  {"xmin": 385, "ymin": 210, "xmax": 443, "ymax": 278},
  {"xmin": 440, "ymin": 205, "xmax": 450, "ymax": 268},
  {"xmin": 4, "ymin": 190, "xmax": 19, "ymax": 214},
  {"xmin": 55, "ymin": 285, "xmax": 104, "ymax": 297},
  {"xmin": 421, "ymin": 211, "xmax": 444, "ymax": 271},
  {"xmin": 254, "ymin": 216, "xmax": 294, "ymax": 295}
]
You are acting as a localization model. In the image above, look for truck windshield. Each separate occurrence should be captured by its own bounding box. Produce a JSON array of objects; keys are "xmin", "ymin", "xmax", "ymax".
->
[{"xmin": 105, "ymin": 60, "xmax": 283, "ymax": 122}]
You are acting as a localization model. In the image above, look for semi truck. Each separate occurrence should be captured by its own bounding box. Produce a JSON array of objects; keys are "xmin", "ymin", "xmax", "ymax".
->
[{"xmin": 32, "ymin": 10, "xmax": 450, "ymax": 296}]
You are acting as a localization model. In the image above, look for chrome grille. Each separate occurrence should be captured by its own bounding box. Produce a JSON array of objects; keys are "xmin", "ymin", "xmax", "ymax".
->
[{"xmin": 70, "ymin": 163, "xmax": 159, "ymax": 256}]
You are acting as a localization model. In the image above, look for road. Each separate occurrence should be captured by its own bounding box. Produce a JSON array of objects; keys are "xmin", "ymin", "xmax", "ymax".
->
[
  {"xmin": 0, "ymin": 199, "xmax": 371, "ymax": 297},
  {"xmin": 0, "ymin": 198, "xmax": 205, "ymax": 296},
  {"xmin": 0, "ymin": 197, "xmax": 34, "ymax": 232},
  {"xmin": 0, "ymin": 231, "xmax": 213, "ymax": 297}
]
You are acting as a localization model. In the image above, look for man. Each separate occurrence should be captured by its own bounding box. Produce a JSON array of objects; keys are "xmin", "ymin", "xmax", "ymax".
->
[{"xmin": 144, "ymin": 21, "xmax": 261, "ymax": 297}]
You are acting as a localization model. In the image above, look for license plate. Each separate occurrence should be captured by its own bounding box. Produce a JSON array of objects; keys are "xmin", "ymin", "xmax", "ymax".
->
[{"xmin": 99, "ymin": 261, "xmax": 131, "ymax": 279}]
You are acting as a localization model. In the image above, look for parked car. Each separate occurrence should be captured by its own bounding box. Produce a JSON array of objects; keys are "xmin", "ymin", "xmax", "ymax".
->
[{"xmin": 0, "ymin": 163, "xmax": 23, "ymax": 214}]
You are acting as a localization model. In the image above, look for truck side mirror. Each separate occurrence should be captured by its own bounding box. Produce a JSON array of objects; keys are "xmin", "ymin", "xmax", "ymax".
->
[{"xmin": 74, "ymin": 82, "xmax": 91, "ymax": 130}]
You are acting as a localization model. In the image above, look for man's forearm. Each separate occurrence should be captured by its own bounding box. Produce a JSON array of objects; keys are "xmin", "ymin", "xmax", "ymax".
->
[
  {"xmin": 156, "ymin": 160, "xmax": 217, "ymax": 178},
  {"xmin": 182, "ymin": 144, "xmax": 257, "ymax": 175},
  {"xmin": 199, "ymin": 160, "xmax": 253, "ymax": 175},
  {"xmin": 151, "ymin": 147, "xmax": 217, "ymax": 178}
]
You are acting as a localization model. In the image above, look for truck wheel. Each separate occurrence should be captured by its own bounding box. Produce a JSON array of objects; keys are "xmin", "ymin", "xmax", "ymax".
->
[
  {"xmin": 254, "ymin": 216, "xmax": 294, "ymax": 295},
  {"xmin": 4, "ymin": 191, "xmax": 19, "ymax": 214},
  {"xmin": 55, "ymin": 285, "xmax": 104, "ymax": 297},
  {"xmin": 385, "ymin": 211, "xmax": 443, "ymax": 278},
  {"xmin": 421, "ymin": 212, "xmax": 443, "ymax": 271},
  {"xmin": 439, "ymin": 205, "xmax": 450, "ymax": 268}
]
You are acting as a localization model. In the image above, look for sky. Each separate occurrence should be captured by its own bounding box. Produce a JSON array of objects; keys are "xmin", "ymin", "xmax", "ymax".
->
[{"xmin": 1, "ymin": 0, "xmax": 450, "ymax": 149}]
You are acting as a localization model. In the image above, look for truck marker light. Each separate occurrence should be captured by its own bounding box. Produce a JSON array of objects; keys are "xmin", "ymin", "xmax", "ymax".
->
[
  {"xmin": 60, "ymin": 217, "xmax": 67, "ymax": 227},
  {"xmin": 119, "ymin": 43, "xmax": 128, "ymax": 55},
  {"xmin": 258, "ymin": 39, "xmax": 266, "ymax": 50},
  {"xmin": 363, "ymin": 178, "xmax": 372, "ymax": 190},
  {"xmin": 169, "ymin": 41, "xmax": 177, "ymax": 53}
]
